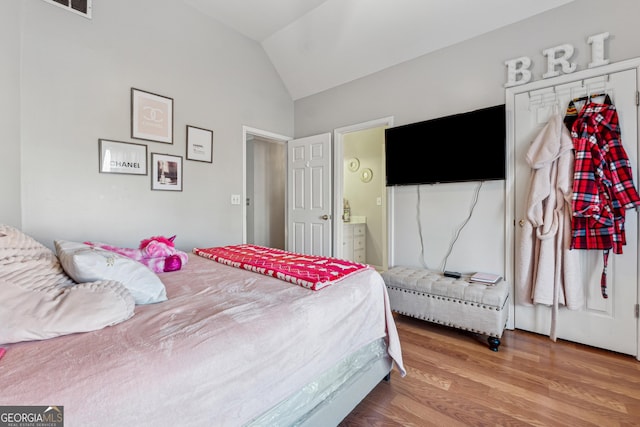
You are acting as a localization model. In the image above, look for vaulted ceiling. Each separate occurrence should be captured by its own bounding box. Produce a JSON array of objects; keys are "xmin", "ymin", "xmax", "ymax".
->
[{"xmin": 184, "ymin": 0, "xmax": 575, "ymax": 100}]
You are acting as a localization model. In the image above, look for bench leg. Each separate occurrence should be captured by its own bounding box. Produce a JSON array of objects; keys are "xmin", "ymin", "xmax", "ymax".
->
[{"xmin": 487, "ymin": 336, "xmax": 501, "ymax": 352}]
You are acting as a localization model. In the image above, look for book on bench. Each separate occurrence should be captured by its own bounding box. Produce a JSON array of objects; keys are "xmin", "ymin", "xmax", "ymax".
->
[{"xmin": 470, "ymin": 272, "xmax": 502, "ymax": 284}]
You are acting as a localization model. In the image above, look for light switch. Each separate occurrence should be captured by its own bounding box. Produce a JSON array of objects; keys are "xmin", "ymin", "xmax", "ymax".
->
[
  {"xmin": 231, "ymin": 194, "xmax": 241, "ymax": 205},
  {"xmin": 376, "ymin": 197, "xmax": 382, "ymax": 206}
]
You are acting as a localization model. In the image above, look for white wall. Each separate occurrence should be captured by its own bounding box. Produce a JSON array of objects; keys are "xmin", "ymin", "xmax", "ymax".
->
[
  {"xmin": 0, "ymin": 0, "xmax": 22, "ymax": 228},
  {"xmin": 294, "ymin": 0, "xmax": 640, "ymax": 275},
  {"xmin": 12, "ymin": 0, "xmax": 293, "ymax": 250}
]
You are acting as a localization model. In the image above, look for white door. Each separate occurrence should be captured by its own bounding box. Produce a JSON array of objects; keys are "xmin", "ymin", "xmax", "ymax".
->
[
  {"xmin": 512, "ymin": 68, "xmax": 638, "ymax": 355},
  {"xmin": 287, "ymin": 133, "xmax": 332, "ymax": 256}
]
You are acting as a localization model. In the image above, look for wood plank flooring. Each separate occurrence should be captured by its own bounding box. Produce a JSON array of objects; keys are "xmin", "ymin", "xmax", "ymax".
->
[{"xmin": 340, "ymin": 314, "xmax": 640, "ymax": 426}]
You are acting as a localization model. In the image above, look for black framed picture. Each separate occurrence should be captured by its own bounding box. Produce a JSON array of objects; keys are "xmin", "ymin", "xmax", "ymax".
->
[
  {"xmin": 131, "ymin": 88, "xmax": 174, "ymax": 144},
  {"xmin": 151, "ymin": 153, "xmax": 182, "ymax": 191}
]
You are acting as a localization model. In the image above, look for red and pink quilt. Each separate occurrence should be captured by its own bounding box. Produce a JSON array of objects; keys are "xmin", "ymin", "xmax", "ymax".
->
[{"xmin": 193, "ymin": 244, "xmax": 370, "ymax": 290}]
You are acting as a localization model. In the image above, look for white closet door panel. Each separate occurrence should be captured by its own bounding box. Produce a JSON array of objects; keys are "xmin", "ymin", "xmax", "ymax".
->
[{"xmin": 513, "ymin": 68, "xmax": 638, "ymax": 355}]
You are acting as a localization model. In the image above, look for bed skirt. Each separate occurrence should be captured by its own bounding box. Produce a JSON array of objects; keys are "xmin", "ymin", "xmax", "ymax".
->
[{"xmin": 248, "ymin": 338, "xmax": 391, "ymax": 426}]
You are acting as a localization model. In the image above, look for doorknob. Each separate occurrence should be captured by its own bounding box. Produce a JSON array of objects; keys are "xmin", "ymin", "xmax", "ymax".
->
[
  {"xmin": 519, "ymin": 219, "xmax": 525, "ymax": 227},
  {"xmin": 321, "ymin": 214, "xmax": 331, "ymax": 220}
]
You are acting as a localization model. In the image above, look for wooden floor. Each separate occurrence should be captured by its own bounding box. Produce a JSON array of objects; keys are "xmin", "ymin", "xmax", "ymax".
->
[{"xmin": 340, "ymin": 314, "xmax": 640, "ymax": 426}]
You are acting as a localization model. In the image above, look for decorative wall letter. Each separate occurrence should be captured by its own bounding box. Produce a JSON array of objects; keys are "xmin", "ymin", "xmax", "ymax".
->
[
  {"xmin": 542, "ymin": 44, "xmax": 577, "ymax": 79},
  {"xmin": 587, "ymin": 32, "xmax": 610, "ymax": 68},
  {"xmin": 504, "ymin": 56, "xmax": 532, "ymax": 88},
  {"xmin": 504, "ymin": 32, "xmax": 613, "ymax": 87}
]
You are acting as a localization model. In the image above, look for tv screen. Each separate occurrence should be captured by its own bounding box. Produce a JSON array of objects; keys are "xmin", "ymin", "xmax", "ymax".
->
[{"xmin": 385, "ymin": 104, "xmax": 506, "ymax": 186}]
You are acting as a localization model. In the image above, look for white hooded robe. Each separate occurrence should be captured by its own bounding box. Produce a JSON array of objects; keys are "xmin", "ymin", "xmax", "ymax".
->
[{"xmin": 516, "ymin": 112, "xmax": 583, "ymax": 340}]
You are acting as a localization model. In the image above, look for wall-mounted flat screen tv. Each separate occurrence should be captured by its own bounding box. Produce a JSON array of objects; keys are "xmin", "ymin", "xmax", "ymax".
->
[{"xmin": 385, "ymin": 104, "xmax": 506, "ymax": 186}]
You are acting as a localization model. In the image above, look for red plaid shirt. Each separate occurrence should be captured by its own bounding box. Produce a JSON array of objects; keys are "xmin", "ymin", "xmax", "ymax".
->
[{"xmin": 568, "ymin": 100, "xmax": 640, "ymax": 253}]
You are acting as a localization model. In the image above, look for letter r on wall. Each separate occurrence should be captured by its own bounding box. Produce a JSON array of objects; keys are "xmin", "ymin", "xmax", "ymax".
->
[{"xmin": 542, "ymin": 44, "xmax": 577, "ymax": 78}]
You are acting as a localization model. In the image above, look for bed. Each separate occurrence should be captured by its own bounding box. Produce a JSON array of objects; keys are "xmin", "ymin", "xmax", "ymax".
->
[{"xmin": 0, "ymin": 226, "xmax": 405, "ymax": 426}]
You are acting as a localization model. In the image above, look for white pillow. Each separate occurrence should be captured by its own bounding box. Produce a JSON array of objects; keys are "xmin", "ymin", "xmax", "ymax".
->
[
  {"xmin": 55, "ymin": 240, "xmax": 167, "ymax": 305},
  {"xmin": 0, "ymin": 225, "xmax": 135, "ymax": 345},
  {"xmin": 0, "ymin": 278, "xmax": 135, "ymax": 345}
]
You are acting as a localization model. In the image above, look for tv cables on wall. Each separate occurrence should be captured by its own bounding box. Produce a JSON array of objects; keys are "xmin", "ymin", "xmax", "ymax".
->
[{"xmin": 416, "ymin": 181, "xmax": 483, "ymax": 273}]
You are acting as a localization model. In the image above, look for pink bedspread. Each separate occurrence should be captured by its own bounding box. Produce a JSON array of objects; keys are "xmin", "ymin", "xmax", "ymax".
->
[
  {"xmin": 0, "ymin": 253, "xmax": 405, "ymax": 426},
  {"xmin": 193, "ymin": 244, "xmax": 371, "ymax": 290}
]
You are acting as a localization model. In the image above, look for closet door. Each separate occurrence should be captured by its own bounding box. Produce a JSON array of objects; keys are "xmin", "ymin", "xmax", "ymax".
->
[{"xmin": 513, "ymin": 68, "xmax": 638, "ymax": 355}]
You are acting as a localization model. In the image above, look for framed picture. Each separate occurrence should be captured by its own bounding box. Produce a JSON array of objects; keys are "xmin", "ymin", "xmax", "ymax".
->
[
  {"xmin": 99, "ymin": 139, "xmax": 147, "ymax": 175},
  {"xmin": 151, "ymin": 153, "xmax": 182, "ymax": 191},
  {"xmin": 131, "ymin": 88, "xmax": 173, "ymax": 144},
  {"xmin": 186, "ymin": 125, "xmax": 213, "ymax": 163}
]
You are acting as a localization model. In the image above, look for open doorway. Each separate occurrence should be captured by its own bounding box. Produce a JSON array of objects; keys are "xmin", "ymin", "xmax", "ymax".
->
[
  {"xmin": 243, "ymin": 126, "xmax": 291, "ymax": 249},
  {"xmin": 333, "ymin": 117, "xmax": 394, "ymax": 271}
]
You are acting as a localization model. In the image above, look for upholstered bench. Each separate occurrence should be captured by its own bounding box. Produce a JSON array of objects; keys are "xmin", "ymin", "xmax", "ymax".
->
[{"xmin": 381, "ymin": 266, "xmax": 509, "ymax": 351}]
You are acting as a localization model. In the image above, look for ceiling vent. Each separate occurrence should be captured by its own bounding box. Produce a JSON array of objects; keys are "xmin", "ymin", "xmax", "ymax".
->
[{"xmin": 42, "ymin": 0, "xmax": 91, "ymax": 19}]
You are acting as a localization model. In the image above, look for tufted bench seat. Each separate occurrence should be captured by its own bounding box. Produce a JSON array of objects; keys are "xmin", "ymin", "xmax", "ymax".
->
[{"xmin": 381, "ymin": 266, "xmax": 510, "ymax": 351}]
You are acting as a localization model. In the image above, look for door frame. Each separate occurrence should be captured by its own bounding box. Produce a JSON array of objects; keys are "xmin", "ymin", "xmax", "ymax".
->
[
  {"xmin": 333, "ymin": 116, "xmax": 394, "ymax": 269},
  {"xmin": 505, "ymin": 57, "xmax": 640, "ymax": 358},
  {"xmin": 242, "ymin": 126, "xmax": 291, "ymax": 244}
]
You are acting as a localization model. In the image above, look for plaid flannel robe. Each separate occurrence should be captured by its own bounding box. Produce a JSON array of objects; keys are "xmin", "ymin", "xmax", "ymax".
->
[{"xmin": 566, "ymin": 98, "xmax": 640, "ymax": 297}]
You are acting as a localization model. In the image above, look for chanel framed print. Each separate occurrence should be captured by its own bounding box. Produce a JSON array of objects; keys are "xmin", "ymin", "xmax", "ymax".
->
[
  {"xmin": 186, "ymin": 125, "xmax": 213, "ymax": 163},
  {"xmin": 131, "ymin": 88, "xmax": 174, "ymax": 144},
  {"xmin": 99, "ymin": 139, "xmax": 147, "ymax": 175}
]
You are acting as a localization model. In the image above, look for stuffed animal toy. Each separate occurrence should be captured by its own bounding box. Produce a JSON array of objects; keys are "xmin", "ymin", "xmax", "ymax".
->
[{"xmin": 84, "ymin": 235, "xmax": 188, "ymax": 273}]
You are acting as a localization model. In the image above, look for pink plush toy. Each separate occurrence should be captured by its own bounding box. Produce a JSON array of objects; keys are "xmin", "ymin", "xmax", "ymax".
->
[{"xmin": 84, "ymin": 235, "xmax": 188, "ymax": 273}]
